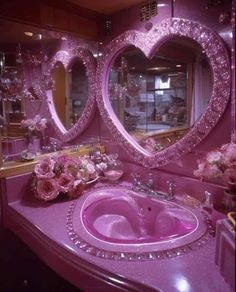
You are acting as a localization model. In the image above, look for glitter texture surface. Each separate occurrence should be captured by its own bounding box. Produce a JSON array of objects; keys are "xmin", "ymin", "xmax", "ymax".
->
[
  {"xmin": 96, "ymin": 18, "xmax": 231, "ymax": 167},
  {"xmin": 67, "ymin": 185, "xmax": 215, "ymax": 261},
  {"xmin": 42, "ymin": 47, "xmax": 97, "ymax": 142}
]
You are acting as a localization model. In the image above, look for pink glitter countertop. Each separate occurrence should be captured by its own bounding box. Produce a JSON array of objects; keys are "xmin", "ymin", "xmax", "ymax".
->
[{"xmin": 5, "ymin": 181, "xmax": 232, "ymax": 292}]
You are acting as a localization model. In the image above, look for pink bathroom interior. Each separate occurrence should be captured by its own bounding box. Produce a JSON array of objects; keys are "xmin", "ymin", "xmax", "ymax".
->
[{"xmin": 0, "ymin": 0, "xmax": 235, "ymax": 291}]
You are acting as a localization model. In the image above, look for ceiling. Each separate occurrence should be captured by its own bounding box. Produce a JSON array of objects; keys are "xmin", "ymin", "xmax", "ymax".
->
[
  {"xmin": 0, "ymin": 0, "xmax": 146, "ymax": 45},
  {"xmin": 0, "ymin": 19, "xmax": 59, "ymax": 45},
  {"xmin": 67, "ymin": 0, "xmax": 145, "ymax": 15}
]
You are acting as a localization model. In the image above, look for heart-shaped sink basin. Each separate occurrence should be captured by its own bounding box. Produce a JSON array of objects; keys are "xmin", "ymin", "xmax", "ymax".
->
[
  {"xmin": 82, "ymin": 189, "xmax": 197, "ymax": 244},
  {"xmin": 69, "ymin": 186, "xmax": 210, "ymax": 255}
]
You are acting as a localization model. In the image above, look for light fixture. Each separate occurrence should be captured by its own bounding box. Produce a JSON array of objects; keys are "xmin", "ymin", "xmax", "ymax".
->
[
  {"xmin": 24, "ymin": 31, "xmax": 33, "ymax": 37},
  {"xmin": 35, "ymin": 33, "xmax": 42, "ymax": 40},
  {"xmin": 147, "ymin": 66, "xmax": 170, "ymax": 71}
]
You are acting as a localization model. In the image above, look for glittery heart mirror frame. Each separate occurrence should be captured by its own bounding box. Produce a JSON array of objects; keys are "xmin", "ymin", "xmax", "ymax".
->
[
  {"xmin": 36, "ymin": 47, "xmax": 97, "ymax": 143},
  {"xmin": 96, "ymin": 18, "xmax": 231, "ymax": 168}
]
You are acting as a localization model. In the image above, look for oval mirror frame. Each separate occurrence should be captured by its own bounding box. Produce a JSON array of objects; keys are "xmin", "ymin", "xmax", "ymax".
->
[
  {"xmin": 96, "ymin": 18, "xmax": 231, "ymax": 168},
  {"xmin": 43, "ymin": 47, "xmax": 96, "ymax": 142}
]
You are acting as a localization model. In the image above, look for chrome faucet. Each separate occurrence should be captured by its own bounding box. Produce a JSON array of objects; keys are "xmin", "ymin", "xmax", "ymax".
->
[
  {"xmin": 166, "ymin": 179, "xmax": 175, "ymax": 200},
  {"xmin": 131, "ymin": 173, "xmax": 146, "ymax": 192},
  {"xmin": 131, "ymin": 173, "xmax": 160, "ymax": 197}
]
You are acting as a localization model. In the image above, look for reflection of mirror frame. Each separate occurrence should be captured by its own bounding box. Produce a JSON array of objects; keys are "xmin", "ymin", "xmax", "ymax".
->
[
  {"xmin": 45, "ymin": 47, "xmax": 96, "ymax": 142},
  {"xmin": 96, "ymin": 18, "xmax": 231, "ymax": 168}
]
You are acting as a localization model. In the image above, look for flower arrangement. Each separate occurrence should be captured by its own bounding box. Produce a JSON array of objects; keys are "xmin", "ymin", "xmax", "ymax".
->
[
  {"xmin": 32, "ymin": 154, "xmax": 98, "ymax": 201},
  {"xmin": 90, "ymin": 153, "xmax": 117, "ymax": 174},
  {"xmin": 142, "ymin": 137, "xmax": 163, "ymax": 152},
  {"xmin": 194, "ymin": 143, "xmax": 236, "ymax": 195},
  {"xmin": 21, "ymin": 115, "xmax": 47, "ymax": 136}
]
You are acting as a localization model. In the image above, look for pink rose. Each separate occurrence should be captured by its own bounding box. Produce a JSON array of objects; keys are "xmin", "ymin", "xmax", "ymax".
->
[
  {"xmin": 64, "ymin": 158, "xmax": 79, "ymax": 176},
  {"xmin": 221, "ymin": 143, "xmax": 236, "ymax": 167},
  {"xmin": 194, "ymin": 158, "xmax": 222, "ymax": 179},
  {"xmin": 35, "ymin": 179, "xmax": 59, "ymax": 201},
  {"xmin": 85, "ymin": 161, "xmax": 96, "ymax": 175},
  {"xmin": 68, "ymin": 180, "xmax": 85, "ymax": 199},
  {"xmin": 57, "ymin": 173, "xmax": 74, "ymax": 193},
  {"xmin": 79, "ymin": 158, "xmax": 97, "ymax": 181},
  {"xmin": 35, "ymin": 118, "xmax": 47, "ymax": 132},
  {"xmin": 53, "ymin": 154, "xmax": 67, "ymax": 165},
  {"xmin": 223, "ymin": 166, "xmax": 236, "ymax": 193},
  {"xmin": 34, "ymin": 157, "xmax": 55, "ymax": 179},
  {"xmin": 206, "ymin": 150, "xmax": 222, "ymax": 164}
]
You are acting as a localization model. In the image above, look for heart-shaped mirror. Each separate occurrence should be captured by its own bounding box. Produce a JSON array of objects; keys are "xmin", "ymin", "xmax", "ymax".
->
[
  {"xmin": 96, "ymin": 18, "xmax": 231, "ymax": 167},
  {"xmin": 45, "ymin": 47, "xmax": 96, "ymax": 142}
]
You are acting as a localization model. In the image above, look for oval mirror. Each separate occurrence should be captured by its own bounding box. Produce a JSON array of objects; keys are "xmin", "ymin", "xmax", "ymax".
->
[
  {"xmin": 46, "ymin": 47, "xmax": 96, "ymax": 142},
  {"xmin": 96, "ymin": 18, "xmax": 231, "ymax": 167}
]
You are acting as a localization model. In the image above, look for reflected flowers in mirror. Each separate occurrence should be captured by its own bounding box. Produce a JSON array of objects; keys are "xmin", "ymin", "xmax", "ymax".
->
[
  {"xmin": 21, "ymin": 115, "xmax": 47, "ymax": 137},
  {"xmin": 194, "ymin": 143, "xmax": 236, "ymax": 195},
  {"xmin": 142, "ymin": 137, "xmax": 164, "ymax": 152},
  {"xmin": 32, "ymin": 154, "xmax": 98, "ymax": 201}
]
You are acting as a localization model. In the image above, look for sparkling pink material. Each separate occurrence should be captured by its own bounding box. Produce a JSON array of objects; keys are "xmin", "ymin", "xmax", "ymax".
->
[
  {"xmin": 96, "ymin": 18, "xmax": 231, "ymax": 168},
  {"xmin": 0, "ymin": 2, "xmax": 234, "ymax": 292},
  {"xmin": 68, "ymin": 185, "xmax": 215, "ymax": 259},
  {"xmin": 41, "ymin": 47, "xmax": 97, "ymax": 142},
  {"xmin": 2, "ymin": 175, "xmax": 231, "ymax": 292}
]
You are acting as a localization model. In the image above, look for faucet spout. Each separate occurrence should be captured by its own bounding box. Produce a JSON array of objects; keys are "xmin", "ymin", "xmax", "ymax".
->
[{"xmin": 131, "ymin": 173, "xmax": 161, "ymax": 197}]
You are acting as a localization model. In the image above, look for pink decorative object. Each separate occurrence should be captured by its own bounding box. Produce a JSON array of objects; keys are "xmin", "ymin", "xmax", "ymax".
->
[
  {"xmin": 21, "ymin": 115, "xmax": 47, "ymax": 154},
  {"xmin": 32, "ymin": 154, "xmax": 98, "ymax": 201},
  {"xmin": 96, "ymin": 18, "xmax": 231, "ymax": 168},
  {"xmin": 28, "ymin": 136, "xmax": 41, "ymax": 155},
  {"xmin": 90, "ymin": 153, "xmax": 124, "ymax": 181},
  {"xmin": 103, "ymin": 169, "xmax": 124, "ymax": 181},
  {"xmin": 21, "ymin": 115, "xmax": 47, "ymax": 135}
]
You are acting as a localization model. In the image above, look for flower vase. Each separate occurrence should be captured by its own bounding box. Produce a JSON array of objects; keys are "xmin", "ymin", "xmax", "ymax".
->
[
  {"xmin": 224, "ymin": 190, "xmax": 236, "ymax": 212},
  {"xmin": 28, "ymin": 135, "xmax": 41, "ymax": 155}
]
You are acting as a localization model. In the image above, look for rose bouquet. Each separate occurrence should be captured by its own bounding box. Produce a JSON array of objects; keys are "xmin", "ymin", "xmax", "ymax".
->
[
  {"xmin": 194, "ymin": 143, "xmax": 236, "ymax": 195},
  {"xmin": 32, "ymin": 154, "xmax": 98, "ymax": 201}
]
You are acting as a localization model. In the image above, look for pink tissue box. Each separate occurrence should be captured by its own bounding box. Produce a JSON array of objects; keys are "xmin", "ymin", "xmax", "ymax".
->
[{"xmin": 215, "ymin": 218, "xmax": 235, "ymax": 290}]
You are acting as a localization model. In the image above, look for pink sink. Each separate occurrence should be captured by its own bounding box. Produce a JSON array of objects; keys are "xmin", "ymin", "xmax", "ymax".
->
[
  {"xmin": 82, "ymin": 190, "xmax": 197, "ymax": 244},
  {"xmin": 70, "ymin": 186, "xmax": 210, "ymax": 256}
]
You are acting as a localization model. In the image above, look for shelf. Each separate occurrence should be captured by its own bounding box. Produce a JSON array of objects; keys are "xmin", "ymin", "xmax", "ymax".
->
[{"xmin": 0, "ymin": 143, "xmax": 105, "ymax": 178}]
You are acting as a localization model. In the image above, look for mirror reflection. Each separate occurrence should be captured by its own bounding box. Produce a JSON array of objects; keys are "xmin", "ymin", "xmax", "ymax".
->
[
  {"xmin": 108, "ymin": 37, "xmax": 213, "ymax": 152},
  {"xmin": 51, "ymin": 58, "xmax": 88, "ymax": 130},
  {"xmin": 0, "ymin": 18, "xmax": 98, "ymax": 161}
]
